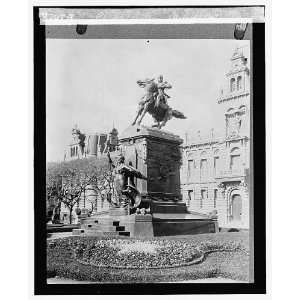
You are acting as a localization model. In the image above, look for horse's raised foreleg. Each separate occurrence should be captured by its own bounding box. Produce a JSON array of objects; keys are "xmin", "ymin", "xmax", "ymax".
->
[
  {"xmin": 132, "ymin": 110, "xmax": 141, "ymax": 126},
  {"xmin": 137, "ymin": 102, "xmax": 150, "ymax": 125},
  {"xmin": 159, "ymin": 110, "xmax": 172, "ymax": 129}
]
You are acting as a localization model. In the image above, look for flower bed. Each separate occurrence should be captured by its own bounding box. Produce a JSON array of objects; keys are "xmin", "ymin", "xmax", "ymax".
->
[
  {"xmin": 47, "ymin": 236, "xmax": 246, "ymax": 270},
  {"xmin": 58, "ymin": 238, "xmax": 203, "ymax": 269},
  {"xmin": 47, "ymin": 233, "xmax": 249, "ymax": 282}
]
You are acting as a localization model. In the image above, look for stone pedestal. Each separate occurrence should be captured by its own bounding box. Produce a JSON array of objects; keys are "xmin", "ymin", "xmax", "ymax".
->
[
  {"xmin": 131, "ymin": 215, "xmax": 154, "ymax": 238},
  {"xmin": 119, "ymin": 125, "xmax": 183, "ymax": 204}
]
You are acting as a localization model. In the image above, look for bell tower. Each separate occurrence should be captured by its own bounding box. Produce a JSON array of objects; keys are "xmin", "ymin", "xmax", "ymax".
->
[{"xmin": 218, "ymin": 47, "xmax": 250, "ymax": 139}]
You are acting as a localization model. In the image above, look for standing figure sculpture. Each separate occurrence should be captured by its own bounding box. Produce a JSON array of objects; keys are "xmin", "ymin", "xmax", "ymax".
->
[
  {"xmin": 132, "ymin": 75, "xmax": 186, "ymax": 129},
  {"xmin": 107, "ymin": 152, "xmax": 147, "ymax": 210},
  {"xmin": 71, "ymin": 125, "xmax": 86, "ymax": 154}
]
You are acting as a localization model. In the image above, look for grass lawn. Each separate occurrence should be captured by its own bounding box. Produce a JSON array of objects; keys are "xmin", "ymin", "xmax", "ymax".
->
[{"xmin": 47, "ymin": 231, "xmax": 250, "ymax": 283}]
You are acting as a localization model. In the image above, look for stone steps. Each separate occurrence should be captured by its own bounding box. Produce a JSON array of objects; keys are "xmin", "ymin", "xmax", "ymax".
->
[
  {"xmin": 81, "ymin": 224, "xmax": 117, "ymax": 231},
  {"xmin": 73, "ymin": 217, "xmax": 131, "ymax": 237},
  {"xmin": 118, "ymin": 231, "xmax": 130, "ymax": 237}
]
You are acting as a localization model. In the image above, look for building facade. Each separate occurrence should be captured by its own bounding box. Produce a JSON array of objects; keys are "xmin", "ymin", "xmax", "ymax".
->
[{"xmin": 181, "ymin": 47, "xmax": 251, "ymax": 229}]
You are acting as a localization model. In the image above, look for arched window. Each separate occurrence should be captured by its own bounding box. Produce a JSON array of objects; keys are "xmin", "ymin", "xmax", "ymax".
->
[
  {"xmin": 230, "ymin": 78, "xmax": 236, "ymax": 92},
  {"xmin": 200, "ymin": 151, "xmax": 207, "ymax": 157},
  {"xmin": 237, "ymin": 76, "xmax": 242, "ymax": 90},
  {"xmin": 230, "ymin": 147, "xmax": 240, "ymax": 155},
  {"xmin": 227, "ymin": 108, "xmax": 234, "ymax": 115},
  {"xmin": 239, "ymin": 105, "xmax": 246, "ymax": 114}
]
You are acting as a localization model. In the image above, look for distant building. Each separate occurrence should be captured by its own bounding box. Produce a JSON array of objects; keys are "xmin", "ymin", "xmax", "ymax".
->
[
  {"xmin": 58, "ymin": 126, "xmax": 119, "ymax": 222},
  {"xmin": 65, "ymin": 125, "xmax": 119, "ymax": 161},
  {"xmin": 181, "ymin": 47, "xmax": 251, "ymax": 229}
]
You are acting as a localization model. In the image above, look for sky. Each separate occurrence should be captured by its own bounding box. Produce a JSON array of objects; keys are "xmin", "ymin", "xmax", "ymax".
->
[{"xmin": 46, "ymin": 39, "xmax": 249, "ymax": 162}]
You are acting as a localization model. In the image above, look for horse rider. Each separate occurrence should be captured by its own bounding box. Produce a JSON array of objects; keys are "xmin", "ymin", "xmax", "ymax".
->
[{"xmin": 155, "ymin": 75, "xmax": 172, "ymax": 109}]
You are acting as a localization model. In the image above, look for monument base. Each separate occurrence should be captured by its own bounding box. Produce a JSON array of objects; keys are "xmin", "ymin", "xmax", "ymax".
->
[
  {"xmin": 73, "ymin": 207, "xmax": 218, "ymax": 238},
  {"xmin": 152, "ymin": 213, "xmax": 218, "ymax": 236},
  {"xmin": 72, "ymin": 125, "xmax": 218, "ymax": 238}
]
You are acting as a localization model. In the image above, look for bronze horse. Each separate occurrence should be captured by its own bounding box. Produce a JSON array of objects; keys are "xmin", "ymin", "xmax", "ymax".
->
[{"xmin": 132, "ymin": 78, "xmax": 186, "ymax": 129}]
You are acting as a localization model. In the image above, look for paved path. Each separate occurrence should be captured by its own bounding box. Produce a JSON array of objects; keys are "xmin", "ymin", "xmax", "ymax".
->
[
  {"xmin": 47, "ymin": 277, "xmax": 247, "ymax": 284},
  {"xmin": 47, "ymin": 232, "xmax": 73, "ymax": 240}
]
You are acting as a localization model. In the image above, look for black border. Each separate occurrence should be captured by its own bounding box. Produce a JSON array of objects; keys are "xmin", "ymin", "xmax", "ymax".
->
[{"xmin": 34, "ymin": 6, "xmax": 265, "ymax": 295}]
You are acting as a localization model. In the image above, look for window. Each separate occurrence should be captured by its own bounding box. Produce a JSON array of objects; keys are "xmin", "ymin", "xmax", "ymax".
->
[
  {"xmin": 187, "ymin": 190, "xmax": 193, "ymax": 207},
  {"xmin": 200, "ymin": 159, "xmax": 208, "ymax": 179},
  {"xmin": 187, "ymin": 159, "xmax": 194, "ymax": 178},
  {"xmin": 213, "ymin": 189, "xmax": 218, "ymax": 208},
  {"xmin": 230, "ymin": 155, "xmax": 241, "ymax": 170},
  {"xmin": 200, "ymin": 189, "xmax": 207, "ymax": 208},
  {"xmin": 230, "ymin": 78, "xmax": 236, "ymax": 92},
  {"xmin": 214, "ymin": 156, "xmax": 220, "ymax": 176},
  {"xmin": 237, "ymin": 76, "xmax": 242, "ymax": 90},
  {"xmin": 230, "ymin": 148, "xmax": 241, "ymax": 172}
]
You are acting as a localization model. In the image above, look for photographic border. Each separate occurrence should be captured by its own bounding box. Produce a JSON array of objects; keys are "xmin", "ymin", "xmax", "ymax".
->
[{"xmin": 34, "ymin": 6, "xmax": 266, "ymax": 295}]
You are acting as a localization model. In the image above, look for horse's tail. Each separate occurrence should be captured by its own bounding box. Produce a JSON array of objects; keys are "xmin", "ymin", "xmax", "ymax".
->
[{"xmin": 172, "ymin": 109, "xmax": 186, "ymax": 119}]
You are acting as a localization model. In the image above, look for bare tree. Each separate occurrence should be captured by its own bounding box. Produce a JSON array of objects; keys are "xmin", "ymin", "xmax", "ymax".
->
[{"xmin": 46, "ymin": 156, "xmax": 113, "ymax": 223}]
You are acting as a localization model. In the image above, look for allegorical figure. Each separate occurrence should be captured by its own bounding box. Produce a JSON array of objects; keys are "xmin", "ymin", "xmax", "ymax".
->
[
  {"xmin": 71, "ymin": 125, "xmax": 86, "ymax": 154},
  {"xmin": 132, "ymin": 75, "xmax": 186, "ymax": 129},
  {"xmin": 107, "ymin": 152, "xmax": 147, "ymax": 210}
]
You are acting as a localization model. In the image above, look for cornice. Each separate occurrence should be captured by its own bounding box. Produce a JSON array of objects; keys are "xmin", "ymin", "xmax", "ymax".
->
[
  {"xmin": 218, "ymin": 91, "xmax": 250, "ymax": 104},
  {"xmin": 182, "ymin": 135, "xmax": 249, "ymax": 149}
]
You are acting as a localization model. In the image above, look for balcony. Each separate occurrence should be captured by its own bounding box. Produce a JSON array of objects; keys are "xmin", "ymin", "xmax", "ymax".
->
[{"xmin": 214, "ymin": 168, "xmax": 246, "ymax": 179}]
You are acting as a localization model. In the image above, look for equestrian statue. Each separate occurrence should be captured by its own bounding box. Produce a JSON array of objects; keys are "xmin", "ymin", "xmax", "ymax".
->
[{"xmin": 132, "ymin": 75, "xmax": 186, "ymax": 129}]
